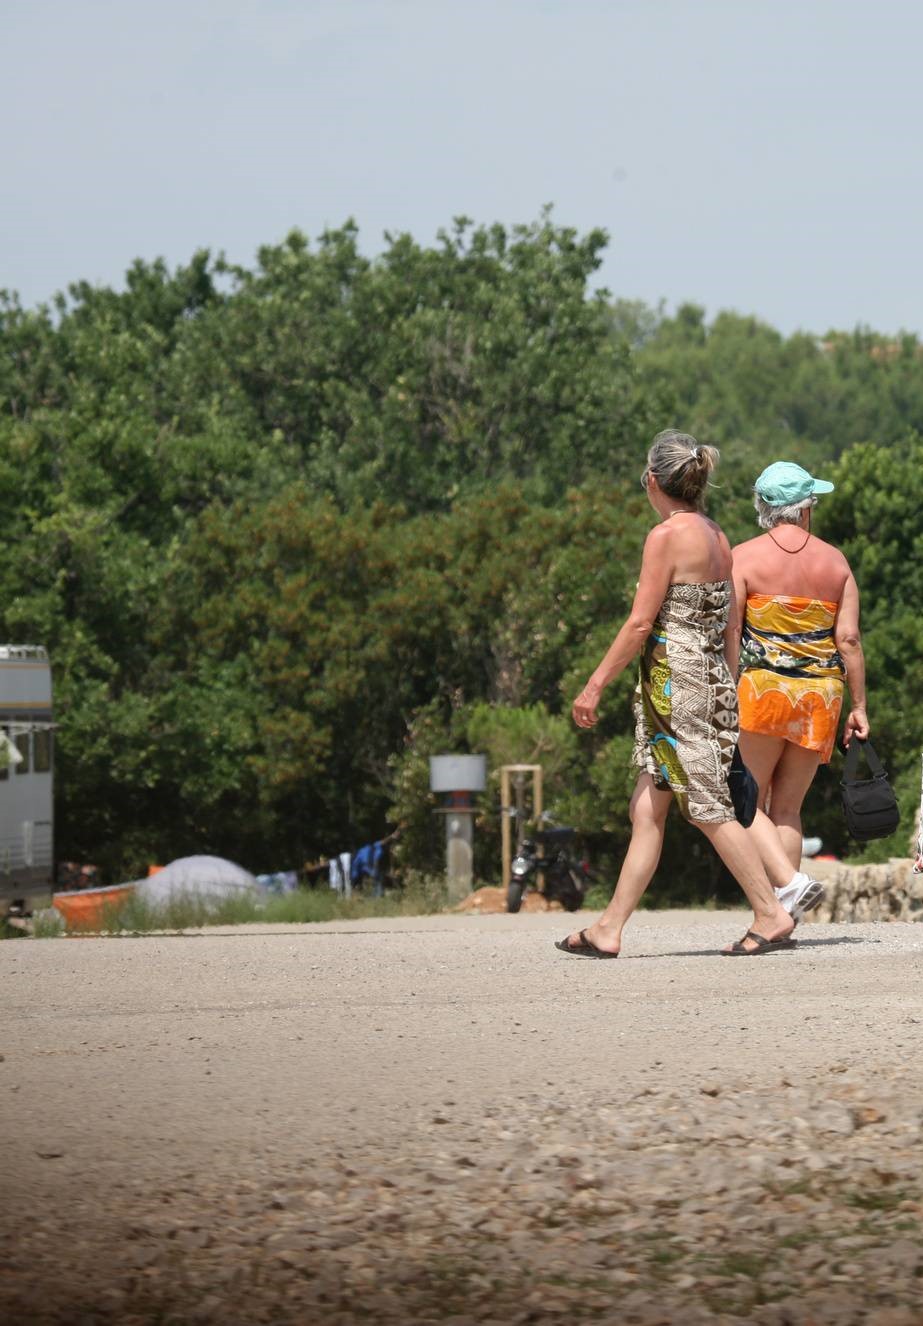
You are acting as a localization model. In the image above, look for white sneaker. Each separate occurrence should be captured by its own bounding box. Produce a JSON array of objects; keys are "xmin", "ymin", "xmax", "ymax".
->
[{"xmin": 777, "ymin": 877, "xmax": 825, "ymax": 922}]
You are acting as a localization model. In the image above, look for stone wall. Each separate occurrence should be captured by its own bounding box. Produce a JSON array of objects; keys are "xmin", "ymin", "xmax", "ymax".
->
[{"xmin": 802, "ymin": 856, "xmax": 923, "ymax": 923}]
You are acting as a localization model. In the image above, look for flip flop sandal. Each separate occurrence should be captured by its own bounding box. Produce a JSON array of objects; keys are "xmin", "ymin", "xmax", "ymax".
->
[
  {"xmin": 554, "ymin": 929, "xmax": 619, "ymax": 959},
  {"xmin": 723, "ymin": 929, "xmax": 798, "ymax": 957}
]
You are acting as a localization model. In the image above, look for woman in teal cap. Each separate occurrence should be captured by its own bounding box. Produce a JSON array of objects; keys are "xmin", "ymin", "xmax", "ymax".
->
[{"xmin": 730, "ymin": 461, "xmax": 869, "ymax": 913}]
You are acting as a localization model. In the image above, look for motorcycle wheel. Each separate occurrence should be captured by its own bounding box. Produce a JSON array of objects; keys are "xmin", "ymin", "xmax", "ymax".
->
[
  {"xmin": 506, "ymin": 880, "xmax": 524, "ymax": 914},
  {"xmin": 559, "ymin": 870, "xmax": 586, "ymax": 913}
]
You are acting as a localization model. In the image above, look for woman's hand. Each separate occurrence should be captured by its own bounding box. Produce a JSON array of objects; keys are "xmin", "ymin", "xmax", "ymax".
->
[
  {"xmin": 572, "ymin": 681, "xmax": 602, "ymax": 729},
  {"xmin": 843, "ymin": 706, "xmax": 870, "ymax": 747}
]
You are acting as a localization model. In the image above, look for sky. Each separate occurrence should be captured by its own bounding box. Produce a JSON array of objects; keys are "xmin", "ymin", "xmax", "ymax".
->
[{"xmin": 3, "ymin": 0, "xmax": 923, "ymax": 335}]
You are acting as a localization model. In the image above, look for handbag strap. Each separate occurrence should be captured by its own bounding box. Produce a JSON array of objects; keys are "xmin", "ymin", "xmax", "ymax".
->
[{"xmin": 842, "ymin": 736, "xmax": 887, "ymax": 783}]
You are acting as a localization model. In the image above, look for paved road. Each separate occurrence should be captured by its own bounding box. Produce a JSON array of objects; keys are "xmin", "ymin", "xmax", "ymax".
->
[{"xmin": 2, "ymin": 911, "xmax": 923, "ymax": 1323}]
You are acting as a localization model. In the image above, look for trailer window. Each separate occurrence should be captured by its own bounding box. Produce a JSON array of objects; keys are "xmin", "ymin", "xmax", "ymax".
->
[
  {"xmin": 14, "ymin": 732, "xmax": 30, "ymax": 774},
  {"xmin": 34, "ymin": 730, "xmax": 52, "ymax": 773}
]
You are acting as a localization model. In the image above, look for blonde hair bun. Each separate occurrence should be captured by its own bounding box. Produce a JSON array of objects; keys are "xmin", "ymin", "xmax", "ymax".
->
[{"xmin": 646, "ymin": 430, "xmax": 719, "ymax": 509}]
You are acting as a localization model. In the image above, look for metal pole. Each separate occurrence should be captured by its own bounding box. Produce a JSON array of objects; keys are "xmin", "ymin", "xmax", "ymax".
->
[{"xmin": 444, "ymin": 799, "xmax": 474, "ymax": 902}]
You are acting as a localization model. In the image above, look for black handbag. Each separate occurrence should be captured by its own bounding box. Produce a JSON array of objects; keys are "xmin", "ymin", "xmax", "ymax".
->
[
  {"xmin": 728, "ymin": 743, "xmax": 759, "ymax": 828},
  {"xmin": 840, "ymin": 737, "xmax": 901, "ymax": 841}
]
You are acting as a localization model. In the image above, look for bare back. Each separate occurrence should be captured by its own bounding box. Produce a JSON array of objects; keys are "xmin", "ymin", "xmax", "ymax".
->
[
  {"xmin": 667, "ymin": 512, "xmax": 733, "ymax": 584},
  {"xmin": 733, "ymin": 531, "xmax": 850, "ymax": 603}
]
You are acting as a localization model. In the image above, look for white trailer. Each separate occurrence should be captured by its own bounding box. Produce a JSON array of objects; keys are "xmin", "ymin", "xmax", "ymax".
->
[{"xmin": 0, "ymin": 646, "xmax": 54, "ymax": 916}]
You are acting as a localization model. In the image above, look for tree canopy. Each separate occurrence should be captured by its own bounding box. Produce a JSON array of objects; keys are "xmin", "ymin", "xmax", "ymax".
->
[{"xmin": 2, "ymin": 216, "xmax": 920, "ymax": 890}]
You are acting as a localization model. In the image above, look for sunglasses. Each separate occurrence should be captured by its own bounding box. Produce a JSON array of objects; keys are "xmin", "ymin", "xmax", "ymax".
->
[{"xmin": 639, "ymin": 469, "xmax": 650, "ymax": 490}]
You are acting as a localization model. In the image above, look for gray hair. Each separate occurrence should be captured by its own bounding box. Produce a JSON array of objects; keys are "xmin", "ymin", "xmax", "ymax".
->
[
  {"xmin": 646, "ymin": 429, "xmax": 719, "ymax": 511},
  {"xmin": 754, "ymin": 494, "xmax": 817, "ymax": 530}
]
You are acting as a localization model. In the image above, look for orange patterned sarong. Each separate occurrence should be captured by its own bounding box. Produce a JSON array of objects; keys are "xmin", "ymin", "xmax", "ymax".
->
[{"xmin": 737, "ymin": 595, "xmax": 845, "ymax": 763}]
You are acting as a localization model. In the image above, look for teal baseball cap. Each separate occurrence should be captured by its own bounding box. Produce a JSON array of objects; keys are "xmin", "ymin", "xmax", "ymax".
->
[{"xmin": 754, "ymin": 461, "xmax": 834, "ymax": 506}]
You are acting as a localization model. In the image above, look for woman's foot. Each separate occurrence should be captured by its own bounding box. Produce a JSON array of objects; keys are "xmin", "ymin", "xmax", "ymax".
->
[
  {"xmin": 558, "ymin": 923, "xmax": 621, "ymax": 957},
  {"xmin": 723, "ymin": 929, "xmax": 798, "ymax": 956},
  {"xmin": 722, "ymin": 911, "xmax": 795, "ymax": 954}
]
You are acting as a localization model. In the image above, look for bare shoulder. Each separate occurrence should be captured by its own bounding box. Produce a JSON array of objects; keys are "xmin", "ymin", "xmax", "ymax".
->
[
  {"xmin": 644, "ymin": 521, "xmax": 673, "ymax": 551},
  {"xmin": 640, "ymin": 521, "xmax": 677, "ymax": 575},
  {"xmin": 731, "ymin": 532, "xmax": 768, "ymax": 562},
  {"xmin": 714, "ymin": 523, "xmax": 733, "ymax": 555},
  {"xmin": 812, "ymin": 536, "xmax": 853, "ymax": 576},
  {"xmin": 817, "ymin": 535, "xmax": 850, "ymax": 563}
]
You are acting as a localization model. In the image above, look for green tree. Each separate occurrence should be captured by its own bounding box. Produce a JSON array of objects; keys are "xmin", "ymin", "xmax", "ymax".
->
[
  {"xmin": 806, "ymin": 434, "xmax": 923, "ymax": 861},
  {"xmin": 4, "ymin": 215, "xmax": 921, "ymax": 893}
]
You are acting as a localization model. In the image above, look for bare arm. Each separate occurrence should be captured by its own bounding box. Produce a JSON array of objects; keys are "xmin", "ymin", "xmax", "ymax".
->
[
  {"xmin": 572, "ymin": 525, "xmax": 674, "ymax": 729},
  {"xmin": 834, "ymin": 571, "xmax": 869, "ymax": 746},
  {"xmin": 726, "ymin": 548, "xmax": 748, "ymax": 677}
]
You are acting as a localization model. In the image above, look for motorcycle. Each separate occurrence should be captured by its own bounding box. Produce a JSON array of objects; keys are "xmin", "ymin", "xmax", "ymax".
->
[{"xmin": 507, "ymin": 818, "xmax": 591, "ymax": 914}]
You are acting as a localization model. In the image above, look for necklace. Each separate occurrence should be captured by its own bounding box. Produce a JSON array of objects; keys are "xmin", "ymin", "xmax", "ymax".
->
[
  {"xmin": 666, "ymin": 509, "xmax": 692, "ymax": 519},
  {"xmin": 768, "ymin": 528, "xmax": 810, "ymax": 554}
]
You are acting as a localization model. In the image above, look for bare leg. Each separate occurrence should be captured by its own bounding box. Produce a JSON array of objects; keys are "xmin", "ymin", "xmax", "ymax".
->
[
  {"xmin": 737, "ymin": 730, "xmax": 785, "ymax": 812},
  {"xmin": 561, "ymin": 774, "xmax": 672, "ymax": 955},
  {"xmin": 695, "ymin": 817, "xmax": 795, "ymax": 952},
  {"xmin": 747, "ymin": 808, "xmax": 808, "ymax": 888},
  {"xmin": 766, "ymin": 743, "xmax": 823, "ymax": 872},
  {"xmin": 738, "ymin": 731, "xmax": 809, "ymax": 885}
]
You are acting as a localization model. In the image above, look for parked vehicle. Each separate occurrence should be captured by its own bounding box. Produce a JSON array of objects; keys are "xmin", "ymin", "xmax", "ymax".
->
[
  {"xmin": 0, "ymin": 646, "xmax": 54, "ymax": 919},
  {"xmin": 507, "ymin": 817, "xmax": 590, "ymax": 914}
]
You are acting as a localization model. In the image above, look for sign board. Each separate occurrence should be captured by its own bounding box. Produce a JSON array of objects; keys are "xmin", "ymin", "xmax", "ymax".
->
[{"xmin": 429, "ymin": 754, "xmax": 487, "ymax": 793}]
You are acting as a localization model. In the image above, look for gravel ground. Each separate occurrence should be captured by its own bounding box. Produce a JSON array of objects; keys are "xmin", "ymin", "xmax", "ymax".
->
[{"xmin": 2, "ymin": 909, "xmax": 923, "ymax": 1324}]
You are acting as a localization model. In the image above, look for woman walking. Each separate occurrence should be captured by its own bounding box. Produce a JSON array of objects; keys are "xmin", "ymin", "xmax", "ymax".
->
[
  {"xmin": 731, "ymin": 462, "xmax": 868, "ymax": 903},
  {"xmin": 557, "ymin": 431, "xmax": 795, "ymax": 958}
]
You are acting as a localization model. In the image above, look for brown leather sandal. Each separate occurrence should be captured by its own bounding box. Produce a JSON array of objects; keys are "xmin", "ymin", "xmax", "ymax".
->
[
  {"xmin": 554, "ymin": 929, "xmax": 619, "ymax": 959},
  {"xmin": 723, "ymin": 930, "xmax": 798, "ymax": 956}
]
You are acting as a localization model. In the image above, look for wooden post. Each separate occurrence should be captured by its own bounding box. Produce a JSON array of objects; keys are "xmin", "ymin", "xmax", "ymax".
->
[
  {"xmin": 501, "ymin": 767, "xmax": 512, "ymax": 890},
  {"xmin": 533, "ymin": 764, "xmax": 544, "ymax": 891},
  {"xmin": 499, "ymin": 764, "xmax": 543, "ymax": 892}
]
